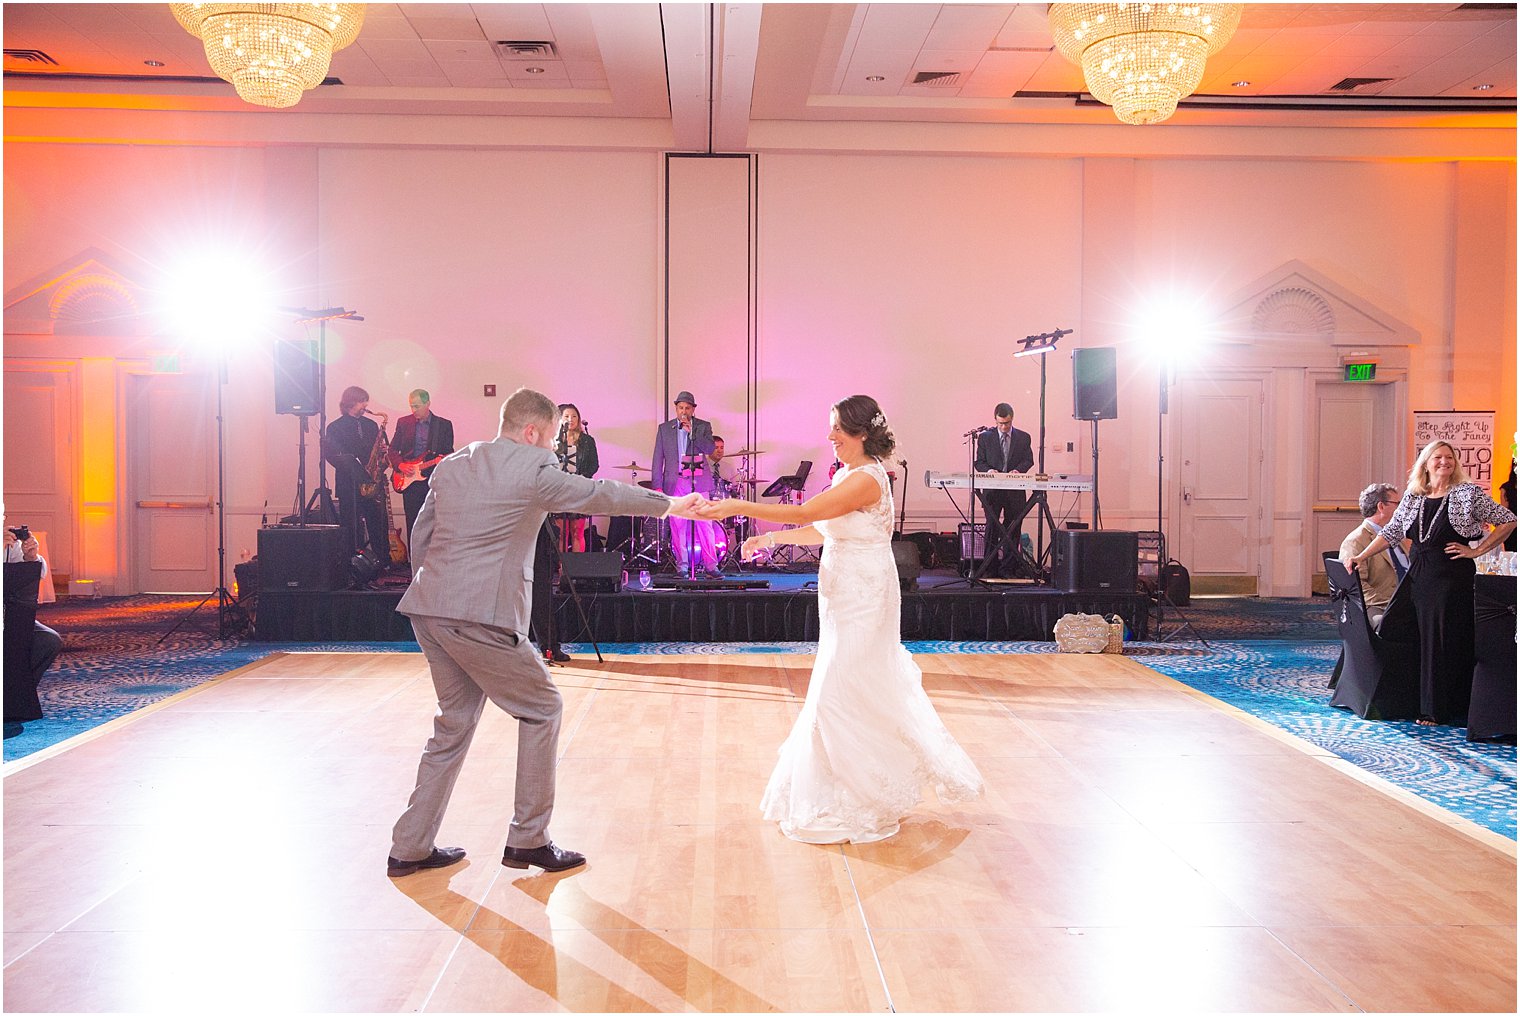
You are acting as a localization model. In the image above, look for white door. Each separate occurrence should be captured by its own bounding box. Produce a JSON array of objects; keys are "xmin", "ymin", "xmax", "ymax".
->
[
  {"xmin": 3, "ymin": 362, "xmax": 77, "ymax": 584},
  {"xmin": 128, "ymin": 371, "xmax": 217, "ymax": 593},
  {"xmin": 1174, "ymin": 376, "xmax": 1264, "ymax": 591},
  {"xmin": 1309, "ymin": 379, "xmax": 1397, "ymax": 593}
]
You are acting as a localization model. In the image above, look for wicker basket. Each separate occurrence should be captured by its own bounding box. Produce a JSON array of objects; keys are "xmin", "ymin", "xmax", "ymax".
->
[{"xmin": 1102, "ymin": 615, "xmax": 1125, "ymax": 654}]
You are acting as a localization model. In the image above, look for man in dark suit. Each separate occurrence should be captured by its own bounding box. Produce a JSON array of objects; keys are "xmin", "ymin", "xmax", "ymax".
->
[
  {"xmin": 973, "ymin": 402, "xmax": 1035, "ymax": 578},
  {"xmin": 322, "ymin": 385, "xmax": 388, "ymax": 558},
  {"xmin": 389, "ymin": 389, "xmax": 456, "ymax": 545},
  {"xmin": 389, "ymin": 387, "xmax": 705, "ymax": 877},
  {"xmin": 651, "ymin": 390, "xmax": 720, "ymax": 573}
]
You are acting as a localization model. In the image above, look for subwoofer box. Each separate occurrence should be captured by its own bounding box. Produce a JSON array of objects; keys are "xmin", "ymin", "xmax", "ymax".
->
[
  {"xmin": 1052, "ymin": 529, "xmax": 1138, "ymax": 592},
  {"xmin": 258, "ymin": 525, "xmax": 350, "ymax": 591},
  {"xmin": 559, "ymin": 551, "xmax": 623, "ymax": 593}
]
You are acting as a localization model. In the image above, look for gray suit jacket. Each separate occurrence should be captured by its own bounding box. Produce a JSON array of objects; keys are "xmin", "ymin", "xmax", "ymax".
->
[
  {"xmin": 651, "ymin": 417, "xmax": 715, "ymax": 493},
  {"xmin": 399, "ymin": 438, "xmax": 671, "ymax": 632}
]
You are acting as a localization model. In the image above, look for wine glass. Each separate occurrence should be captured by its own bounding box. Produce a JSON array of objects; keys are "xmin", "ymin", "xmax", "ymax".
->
[{"xmin": 638, "ymin": 569, "xmax": 652, "ymax": 591}]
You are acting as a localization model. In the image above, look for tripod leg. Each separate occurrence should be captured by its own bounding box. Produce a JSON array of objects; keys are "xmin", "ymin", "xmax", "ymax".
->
[{"xmin": 559, "ymin": 579, "xmax": 603, "ymax": 664}]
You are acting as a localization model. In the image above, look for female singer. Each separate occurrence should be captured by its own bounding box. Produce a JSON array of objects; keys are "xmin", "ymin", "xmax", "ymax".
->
[{"xmin": 553, "ymin": 403, "xmax": 599, "ymax": 552}]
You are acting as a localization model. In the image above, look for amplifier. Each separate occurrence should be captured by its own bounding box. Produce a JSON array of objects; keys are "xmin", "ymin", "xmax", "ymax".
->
[
  {"xmin": 559, "ymin": 551, "xmax": 624, "ymax": 593},
  {"xmin": 258, "ymin": 525, "xmax": 350, "ymax": 591},
  {"xmin": 1052, "ymin": 529, "xmax": 1138, "ymax": 592}
]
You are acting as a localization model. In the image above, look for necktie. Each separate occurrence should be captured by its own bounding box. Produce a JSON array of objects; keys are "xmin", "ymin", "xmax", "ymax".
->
[
  {"xmin": 1000, "ymin": 433, "xmax": 1010, "ymax": 470},
  {"xmin": 1388, "ymin": 545, "xmax": 1407, "ymax": 580}
]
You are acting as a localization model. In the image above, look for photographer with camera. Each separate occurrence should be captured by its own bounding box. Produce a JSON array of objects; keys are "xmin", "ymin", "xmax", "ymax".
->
[{"xmin": 4, "ymin": 524, "xmax": 62, "ymax": 725}]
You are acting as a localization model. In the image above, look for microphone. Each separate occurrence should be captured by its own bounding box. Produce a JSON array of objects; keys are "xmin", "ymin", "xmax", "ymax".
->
[{"xmin": 962, "ymin": 425, "xmax": 991, "ymax": 438}]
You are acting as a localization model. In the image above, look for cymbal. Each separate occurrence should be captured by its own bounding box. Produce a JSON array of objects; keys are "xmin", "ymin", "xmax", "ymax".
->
[
  {"xmin": 727, "ymin": 448, "xmax": 765, "ymax": 457},
  {"xmin": 614, "ymin": 462, "xmax": 650, "ymax": 472}
]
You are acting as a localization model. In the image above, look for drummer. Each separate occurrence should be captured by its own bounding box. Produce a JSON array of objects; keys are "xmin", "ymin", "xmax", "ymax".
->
[{"xmin": 709, "ymin": 436, "xmax": 727, "ymax": 488}]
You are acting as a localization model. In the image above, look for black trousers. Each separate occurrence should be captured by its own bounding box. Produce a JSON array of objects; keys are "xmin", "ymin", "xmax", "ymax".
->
[
  {"xmin": 529, "ymin": 522, "xmax": 560, "ymax": 655},
  {"xmin": 401, "ymin": 480, "xmax": 429, "ymax": 546},
  {"xmin": 978, "ymin": 489, "xmax": 1028, "ymax": 578},
  {"xmin": 337, "ymin": 491, "xmax": 387, "ymax": 558}
]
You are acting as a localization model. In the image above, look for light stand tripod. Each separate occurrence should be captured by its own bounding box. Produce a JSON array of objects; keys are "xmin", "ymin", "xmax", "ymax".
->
[
  {"xmin": 158, "ymin": 353, "xmax": 247, "ymax": 643},
  {"xmin": 1154, "ymin": 361, "xmax": 1206, "ymax": 644}
]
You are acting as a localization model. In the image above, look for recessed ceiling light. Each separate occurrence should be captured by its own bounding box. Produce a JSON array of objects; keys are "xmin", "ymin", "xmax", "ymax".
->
[
  {"xmin": 1232, "ymin": 80, "xmax": 1250, "ymax": 87},
  {"xmin": 1473, "ymin": 83, "xmax": 1494, "ymax": 91},
  {"xmin": 144, "ymin": 59, "xmax": 164, "ymax": 67},
  {"xmin": 525, "ymin": 66, "xmax": 545, "ymax": 74},
  {"xmin": 866, "ymin": 75, "xmax": 885, "ymax": 82}
]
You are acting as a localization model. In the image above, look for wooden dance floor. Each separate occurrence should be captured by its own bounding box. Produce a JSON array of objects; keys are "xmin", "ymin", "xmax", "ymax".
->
[{"xmin": 4, "ymin": 650, "xmax": 1515, "ymax": 1012}]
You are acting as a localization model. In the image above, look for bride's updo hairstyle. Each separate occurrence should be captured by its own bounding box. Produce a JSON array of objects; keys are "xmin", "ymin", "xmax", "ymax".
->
[{"xmin": 833, "ymin": 394, "xmax": 897, "ymax": 459}]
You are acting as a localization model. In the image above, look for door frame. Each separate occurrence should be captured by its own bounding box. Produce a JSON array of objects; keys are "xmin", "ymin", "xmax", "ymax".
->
[{"xmin": 3, "ymin": 357, "xmax": 81, "ymax": 589}]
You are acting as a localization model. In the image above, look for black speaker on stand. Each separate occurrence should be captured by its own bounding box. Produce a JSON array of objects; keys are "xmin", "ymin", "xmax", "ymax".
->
[{"xmin": 1072, "ymin": 347, "xmax": 1118, "ymax": 528}]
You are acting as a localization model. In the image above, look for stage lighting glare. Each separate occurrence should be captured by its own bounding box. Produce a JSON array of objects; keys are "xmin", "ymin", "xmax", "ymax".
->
[
  {"xmin": 163, "ymin": 253, "xmax": 278, "ymax": 344},
  {"xmin": 1136, "ymin": 298, "xmax": 1212, "ymax": 359}
]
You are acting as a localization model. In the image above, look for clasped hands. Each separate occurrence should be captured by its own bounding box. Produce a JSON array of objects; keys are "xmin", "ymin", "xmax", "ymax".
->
[{"xmin": 665, "ymin": 495, "xmax": 749, "ymax": 522}]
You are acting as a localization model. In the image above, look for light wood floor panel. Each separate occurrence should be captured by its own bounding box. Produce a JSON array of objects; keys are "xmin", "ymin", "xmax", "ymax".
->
[{"xmin": 3, "ymin": 649, "xmax": 1514, "ymax": 1012}]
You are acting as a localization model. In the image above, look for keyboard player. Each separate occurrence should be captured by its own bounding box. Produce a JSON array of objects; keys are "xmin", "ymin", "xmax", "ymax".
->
[{"xmin": 974, "ymin": 403, "xmax": 1035, "ymax": 577}]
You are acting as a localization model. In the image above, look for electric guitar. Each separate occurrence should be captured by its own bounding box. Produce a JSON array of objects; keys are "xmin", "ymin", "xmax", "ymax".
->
[{"xmin": 391, "ymin": 454, "xmax": 447, "ymax": 493}]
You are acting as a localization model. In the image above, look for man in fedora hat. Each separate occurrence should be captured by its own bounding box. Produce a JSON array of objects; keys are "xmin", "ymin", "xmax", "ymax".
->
[{"xmin": 652, "ymin": 390, "xmax": 720, "ymax": 573}]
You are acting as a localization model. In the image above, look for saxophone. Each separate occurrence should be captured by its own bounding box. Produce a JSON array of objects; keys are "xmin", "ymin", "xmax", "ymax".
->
[{"xmin": 359, "ymin": 410, "xmax": 389, "ymax": 499}]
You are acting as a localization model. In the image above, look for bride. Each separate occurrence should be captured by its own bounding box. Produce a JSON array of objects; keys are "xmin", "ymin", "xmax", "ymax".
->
[{"xmin": 703, "ymin": 395, "xmax": 983, "ymax": 843}]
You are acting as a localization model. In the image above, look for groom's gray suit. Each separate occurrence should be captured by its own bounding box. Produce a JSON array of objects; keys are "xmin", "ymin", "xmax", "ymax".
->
[{"xmin": 390, "ymin": 436, "xmax": 672, "ymax": 859}]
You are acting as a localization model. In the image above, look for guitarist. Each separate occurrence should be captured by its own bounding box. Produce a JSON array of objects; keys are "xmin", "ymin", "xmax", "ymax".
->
[{"xmin": 389, "ymin": 388, "xmax": 456, "ymax": 545}]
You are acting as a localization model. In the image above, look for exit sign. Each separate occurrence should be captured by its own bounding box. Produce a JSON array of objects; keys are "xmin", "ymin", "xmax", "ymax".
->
[{"xmin": 1345, "ymin": 362, "xmax": 1377, "ymax": 382}]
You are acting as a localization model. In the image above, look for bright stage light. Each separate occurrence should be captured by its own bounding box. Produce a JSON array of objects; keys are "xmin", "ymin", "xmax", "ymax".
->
[
  {"xmin": 161, "ymin": 252, "xmax": 280, "ymax": 347},
  {"xmin": 1134, "ymin": 295, "xmax": 1214, "ymax": 360}
]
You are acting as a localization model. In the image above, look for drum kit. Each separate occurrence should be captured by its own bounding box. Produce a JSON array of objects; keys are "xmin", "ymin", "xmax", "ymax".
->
[{"xmin": 611, "ymin": 449, "xmax": 768, "ymax": 571}]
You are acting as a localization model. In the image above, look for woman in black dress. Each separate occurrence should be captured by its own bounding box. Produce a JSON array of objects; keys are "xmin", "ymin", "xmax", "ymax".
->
[{"xmin": 1343, "ymin": 440, "xmax": 1515, "ymax": 726}]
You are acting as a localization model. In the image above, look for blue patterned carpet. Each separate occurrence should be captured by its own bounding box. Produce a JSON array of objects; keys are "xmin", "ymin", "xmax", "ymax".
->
[{"xmin": 7, "ymin": 595, "xmax": 1514, "ymax": 840}]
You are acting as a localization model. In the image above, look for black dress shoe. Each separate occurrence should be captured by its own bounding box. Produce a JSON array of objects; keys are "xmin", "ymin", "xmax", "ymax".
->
[
  {"xmin": 387, "ymin": 845, "xmax": 466, "ymax": 877},
  {"xmin": 502, "ymin": 841, "xmax": 586, "ymax": 872}
]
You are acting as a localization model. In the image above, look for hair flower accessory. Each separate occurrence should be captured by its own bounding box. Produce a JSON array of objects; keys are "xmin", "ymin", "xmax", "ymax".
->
[{"xmin": 871, "ymin": 411, "xmax": 887, "ymax": 428}]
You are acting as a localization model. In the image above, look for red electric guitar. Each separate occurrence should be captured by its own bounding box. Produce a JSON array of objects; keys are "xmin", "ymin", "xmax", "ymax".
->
[{"xmin": 391, "ymin": 454, "xmax": 447, "ymax": 493}]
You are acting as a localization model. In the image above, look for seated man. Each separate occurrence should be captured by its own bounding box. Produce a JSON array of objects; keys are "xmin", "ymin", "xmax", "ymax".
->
[
  {"xmin": 1339, "ymin": 482, "xmax": 1408, "ymax": 625},
  {"xmin": 4, "ymin": 525, "xmax": 62, "ymax": 725}
]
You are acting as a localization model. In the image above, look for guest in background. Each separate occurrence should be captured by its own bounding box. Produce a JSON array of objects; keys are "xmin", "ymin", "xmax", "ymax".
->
[
  {"xmin": 322, "ymin": 385, "xmax": 388, "ymax": 558},
  {"xmin": 3, "ymin": 526, "xmax": 61, "ymax": 725},
  {"xmin": 1343, "ymin": 440, "xmax": 1515, "ymax": 726},
  {"xmin": 1339, "ymin": 482, "xmax": 1408, "ymax": 624},
  {"xmin": 973, "ymin": 402, "xmax": 1034, "ymax": 578},
  {"xmin": 389, "ymin": 389, "xmax": 455, "ymax": 546},
  {"xmin": 553, "ymin": 403, "xmax": 598, "ymax": 553}
]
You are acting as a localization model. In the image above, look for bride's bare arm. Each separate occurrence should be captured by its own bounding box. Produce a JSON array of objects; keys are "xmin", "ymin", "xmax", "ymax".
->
[{"xmin": 723, "ymin": 472, "xmax": 878, "ymax": 526}]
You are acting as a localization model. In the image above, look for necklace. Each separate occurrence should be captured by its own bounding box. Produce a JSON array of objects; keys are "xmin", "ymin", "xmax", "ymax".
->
[{"xmin": 1416, "ymin": 494, "xmax": 1448, "ymax": 543}]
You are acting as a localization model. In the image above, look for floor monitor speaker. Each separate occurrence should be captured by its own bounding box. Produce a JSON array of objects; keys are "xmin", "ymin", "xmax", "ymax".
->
[
  {"xmin": 560, "ymin": 551, "xmax": 624, "ymax": 593},
  {"xmin": 258, "ymin": 525, "xmax": 350, "ymax": 591},
  {"xmin": 1053, "ymin": 529, "xmax": 1138, "ymax": 592}
]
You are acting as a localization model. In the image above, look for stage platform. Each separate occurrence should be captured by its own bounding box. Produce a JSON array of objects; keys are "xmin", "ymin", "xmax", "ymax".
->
[{"xmin": 253, "ymin": 571, "xmax": 1151, "ymax": 644}]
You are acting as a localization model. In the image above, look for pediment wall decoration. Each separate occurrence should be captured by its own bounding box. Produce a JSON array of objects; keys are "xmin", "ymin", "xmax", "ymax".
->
[
  {"xmin": 1221, "ymin": 259, "xmax": 1420, "ymax": 347},
  {"xmin": 5, "ymin": 248, "xmax": 154, "ymax": 336}
]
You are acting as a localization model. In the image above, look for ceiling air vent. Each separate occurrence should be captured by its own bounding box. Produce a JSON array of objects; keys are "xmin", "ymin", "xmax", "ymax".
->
[
  {"xmin": 1328, "ymin": 76, "xmax": 1394, "ymax": 92},
  {"xmin": 495, "ymin": 41, "xmax": 558, "ymax": 59},
  {"xmin": 4, "ymin": 49, "xmax": 59, "ymax": 66},
  {"xmin": 912, "ymin": 71, "xmax": 962, "ymax": 87}
]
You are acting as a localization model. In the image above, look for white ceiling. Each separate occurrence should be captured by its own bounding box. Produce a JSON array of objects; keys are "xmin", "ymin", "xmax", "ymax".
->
[{"xmin": 3, "ymin": 3, "xmax": 1515, "ymax": 150}]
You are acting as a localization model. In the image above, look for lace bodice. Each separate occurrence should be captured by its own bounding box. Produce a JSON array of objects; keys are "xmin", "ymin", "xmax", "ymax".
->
[{"xmin": 815, "ymin": 459, "xmax": 893, "ymax": 544}]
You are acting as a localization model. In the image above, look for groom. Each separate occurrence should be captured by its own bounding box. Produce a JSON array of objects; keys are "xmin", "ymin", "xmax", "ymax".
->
[{"xmin": 388, "ymin": 387, "xmax": 704, "ymax": 876}]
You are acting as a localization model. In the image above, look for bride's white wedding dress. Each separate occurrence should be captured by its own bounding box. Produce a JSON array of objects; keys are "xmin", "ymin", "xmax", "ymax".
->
[{"xmin": 760, "ymin": 459, "xmax": 984, "ymax": 843}]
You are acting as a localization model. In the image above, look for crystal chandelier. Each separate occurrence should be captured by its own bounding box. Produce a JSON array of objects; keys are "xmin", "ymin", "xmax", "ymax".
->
[
  {"xmin": 170, "ymin": 4, "xmax": 365, "ymax": 109},
  {"xmin": 1048, "ymin": 3, "xmax": 1243, "ymax": 125}
]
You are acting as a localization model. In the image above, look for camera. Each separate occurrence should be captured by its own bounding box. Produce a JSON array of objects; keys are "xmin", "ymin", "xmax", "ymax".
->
[{"xmin": 8, "ymin": 525, "xmax": 30, "ymax": 543}]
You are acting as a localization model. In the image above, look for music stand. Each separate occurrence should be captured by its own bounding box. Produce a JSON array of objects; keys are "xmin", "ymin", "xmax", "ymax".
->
[{"xmin": 762, "ymin": 461, "xmax": 814, "ymax": 566}]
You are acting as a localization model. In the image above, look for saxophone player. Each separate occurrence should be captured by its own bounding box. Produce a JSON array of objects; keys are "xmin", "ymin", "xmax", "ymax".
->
[{"xmin": 322, "ymin": 385, "xmax": 390, "ymax": 559}]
